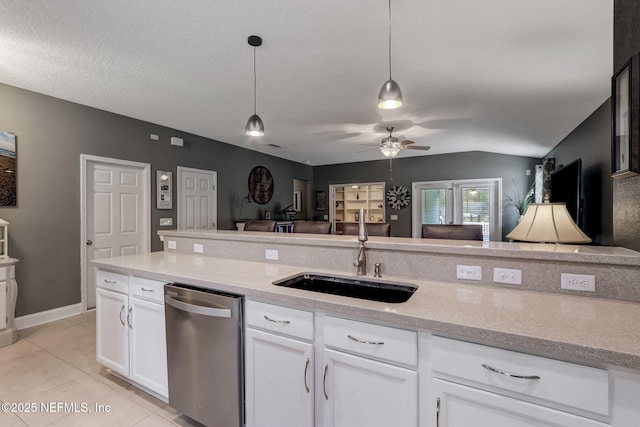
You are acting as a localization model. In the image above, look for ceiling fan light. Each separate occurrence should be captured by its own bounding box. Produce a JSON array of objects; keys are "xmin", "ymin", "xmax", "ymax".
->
[
  {"xmin": 380, "ymin": 143, "xmax": 401, "ymax": 158},
  {"xmin": 245, "ymin": 114, "xmax": 264, "ymax": 136},
  {"xmin": 377, "ymin": 79, "xmax": 403, "ymax": 109}
]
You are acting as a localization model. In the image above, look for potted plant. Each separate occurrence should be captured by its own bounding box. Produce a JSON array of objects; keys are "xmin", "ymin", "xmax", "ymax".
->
[{"xmin": 504, "ymin": 182, "xmax": 534, "ymax": 222}]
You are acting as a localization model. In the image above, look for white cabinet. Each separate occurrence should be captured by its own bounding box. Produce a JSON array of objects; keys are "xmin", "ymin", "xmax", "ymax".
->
[
  {"xmin": 322, "ymin": 348, "xmax": 418, "ymax": 427},
  {"xmin": 432, "ymin": 378, "xmax": 609, "ymax": 427},
  {"xmin": 245, "ymin": 300, "xmax": 314, "ymax": 427},
  {"xmin": 321, "ymin": 315, "xmax": 418, "ymax": 427},
  {"xmin": 129, "ymin": 296, "xmax": 168, "ymax": 397},
  {"xmin": 96, "ymin": 287, "xmax": 129, "ymax": 374},
  {"xmin": 430, "ymin": 336, "xmax": 611, "ymax": 427},
  {"xmin": 95, "ymin": 269, "xmax": 169, "ymax": 400}
]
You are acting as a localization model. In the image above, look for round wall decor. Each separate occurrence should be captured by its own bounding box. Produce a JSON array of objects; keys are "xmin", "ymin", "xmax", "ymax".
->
[
  {"xmin": 386, "ymin": 185, "xmax": 410, "ymax": 210},
  {"xmin": 248, "ymin": 166, "xmax": 274, "ymax": 204}
]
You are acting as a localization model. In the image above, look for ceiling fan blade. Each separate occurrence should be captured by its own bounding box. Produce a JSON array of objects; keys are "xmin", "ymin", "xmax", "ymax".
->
[
  {"xmin": 358, "ymin": 143, "xmax": 383, "ymax": 147},
  {"xmin": 403, "ymin": 145, "xmax": 431, "ymax": 151},
  {"xmin": 400, "ymin": 140, "xmax": 415, "ymax": 146}
]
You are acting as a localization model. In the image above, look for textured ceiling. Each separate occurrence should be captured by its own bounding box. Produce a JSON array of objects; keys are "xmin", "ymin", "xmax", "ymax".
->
[{"xmin": 0, "ymin": 0, "xmax": 612, "ymax": 165}]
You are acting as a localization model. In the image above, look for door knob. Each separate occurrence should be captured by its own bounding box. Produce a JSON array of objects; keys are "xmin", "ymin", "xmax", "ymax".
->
[{"xmin": 86, "ymin": 240, "xmax": 93, "ymax": 245}]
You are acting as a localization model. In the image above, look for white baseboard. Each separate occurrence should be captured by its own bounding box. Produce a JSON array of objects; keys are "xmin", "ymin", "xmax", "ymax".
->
[{"xmin": 15, "ymin": 303, "xmax": 85, "ymax": 330}]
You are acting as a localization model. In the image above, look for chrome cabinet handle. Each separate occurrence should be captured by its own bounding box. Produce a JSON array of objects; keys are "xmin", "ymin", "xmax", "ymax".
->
[
  {"xmin": 348, "ymin": 334, "xmax": 385, "ymax": 346},
  {"xmin": 119, "ymin": 305, "xmax": 125, "ymax": 326},
  {"xmin": 264, "ymin": 315, "xmax": 291, "ymax": 325},
  {"xmin": 304, "ymin": 358, "xmax": 310, "ymax": 393},
  {"xmin": 323, "ymin": 364, "xmax": 329, "ymax": 400},
  {"xmin": 127, "ymin": 308, "xmax": 132, "ymax": 329},
  {"xmin": 86, "ymin": 240, "xmax": 93, "ymax": 245},
  {"xmin": 481, "ymin": 363, "xmax": 541, "ymax": 380},
  {"xmin": 141, "ymin": 287, "xmax": 155, "ymax": 293},
  {"xmin": 436, "ymin": 397, "xmax": 441, "ymax": 427},
  {"xmin": 104, "ymin": 279, "xmax": 117, "ymax": 284}
]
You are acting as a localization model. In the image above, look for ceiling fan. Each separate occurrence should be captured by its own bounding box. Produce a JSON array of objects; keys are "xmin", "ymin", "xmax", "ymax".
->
[{"xmin": 378, "ymin": 126, "xmax": 430, "ymax": 158}]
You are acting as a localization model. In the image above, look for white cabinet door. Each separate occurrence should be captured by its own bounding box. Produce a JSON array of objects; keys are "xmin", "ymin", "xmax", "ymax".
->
[
  {"xmin": 129, "ymin": 296, "xmax": 168, "ymax": 398},
  {"xmin": 96, "ymin": 288, "xmax": 129, "ymax": 375},
  {"xmin": 432, "ymin": 379, "xmax": 610, "ymax": 427},
  {"xmin": 245, "ymin": 328, "xmax": 314, "ymax": 427},
  {"xmin": 322, "ymin": 348, "xmax": 418, "ymax": 427}
]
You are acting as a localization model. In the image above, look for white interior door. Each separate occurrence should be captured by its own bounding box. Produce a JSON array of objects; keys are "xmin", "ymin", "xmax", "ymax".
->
[
  {"xmin": 177, "ymin": 167, "xmax": 217, "ymax": 230},
  {"xmin": 82, "ymin": 155, "xmax": 150, "ymax": 309}
]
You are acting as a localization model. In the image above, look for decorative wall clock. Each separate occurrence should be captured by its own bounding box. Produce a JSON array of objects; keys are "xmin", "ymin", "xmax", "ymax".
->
[
  {"xmin": 386, "ymin": 185, "xmax": 410, "ymax": 210},
  {"xmin": 248, "ymin": 166, "xmax": 274, "ymax": 204}
]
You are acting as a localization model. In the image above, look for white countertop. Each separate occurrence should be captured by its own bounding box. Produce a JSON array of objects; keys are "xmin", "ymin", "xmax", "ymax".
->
[{"xmin": 92, "ymin": 251, "xmax": 640, "ymax": 371}]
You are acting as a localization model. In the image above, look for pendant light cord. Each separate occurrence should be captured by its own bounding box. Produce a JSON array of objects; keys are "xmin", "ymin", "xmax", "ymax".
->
[
  {"xmin": 253, "ymin": 47, "xmax": 257, "ymax": 115},
  {"xmin": 388, "ymin": 0, "xmax": 392, "ymax": 80}
]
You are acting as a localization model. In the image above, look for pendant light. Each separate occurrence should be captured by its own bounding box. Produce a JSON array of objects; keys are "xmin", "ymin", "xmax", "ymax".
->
[
  {"xmin": 245, "ymin": 35, "xmax": 264, "ymax": 136},
  {"xmin": 377, "ymin": 0, "xmax": 403, "ymax": 109}
]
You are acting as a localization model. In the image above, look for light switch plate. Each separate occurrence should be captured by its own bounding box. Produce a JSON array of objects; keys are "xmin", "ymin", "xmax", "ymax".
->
[
  {"xmin": 390, "ymin": 215, "xmax": 398, "ymax": 220},
  {"xmin": 167, "ymin": 240, "xmax": 176, "ymax": 249},
  {"xmin": 160, "ymin": 218, "xmax": 173, "ymax": 226},
  {"xmin": 193, "ymin": 243, "xmax": 204, "ymax": 253}
]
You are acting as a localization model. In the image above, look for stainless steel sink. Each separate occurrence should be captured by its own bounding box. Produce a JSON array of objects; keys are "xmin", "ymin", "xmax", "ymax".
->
[{"xmin": 272, "ymin": 273, "xmax": 417, "ymax": 303}]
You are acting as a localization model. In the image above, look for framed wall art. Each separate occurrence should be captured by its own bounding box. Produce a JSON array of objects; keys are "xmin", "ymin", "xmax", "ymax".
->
[
  {"xmin": 612, "ymin": 51, "xmax": 640, "ymax": 178},
  {"xmin": 0, "ymin": 132, "xmax": 17, "ymax": 207},
  {"xmin": 315, "ymin": 191, "xmax": 326, "ymax": 211},
  {"xmin": 248, "ymin": 166, "xmax": 273, "ymax": 204}
]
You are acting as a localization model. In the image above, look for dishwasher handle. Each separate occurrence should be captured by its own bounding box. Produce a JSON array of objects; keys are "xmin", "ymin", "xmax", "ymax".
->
[{"xmin": 165, "ymin": 295, "xmax": 232, "ymax": 318}]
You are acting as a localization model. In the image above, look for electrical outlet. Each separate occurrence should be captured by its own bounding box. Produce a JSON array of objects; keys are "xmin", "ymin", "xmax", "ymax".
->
[
  {"xmin": 456, "ymin": 265, "xmax": 482, "ymax": 281},
  {"xmin": 160, "ymin": 218, "xmax": 173, "ymax": 226},
  {"xmin": 390, "ymin": 215, "xmax": 398, "ymax": 220},
  {"xmin": 265, "ymin": 249, "xmax": 279, "ymax": 260},
  {"xmin": 167, "ymin": 240, "xmax": 176, "ymax": 249},
  {"xmin": 493, "ymin": 268, "xmax": 522, "ymax": 285},
  {"xmin": 561, "ymin": 273, "xmax": 595, "ymax": 292},
  {"xmin": 193, "ymin": 243, "xmax": 204, "ymax": 253}
]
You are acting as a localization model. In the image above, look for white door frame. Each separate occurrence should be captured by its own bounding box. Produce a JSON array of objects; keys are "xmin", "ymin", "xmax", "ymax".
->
[
  {"xmin": 176, "ymin": 166, "xmax": 218, "ymax": 230},
  {"xmin": 80, "ymin": 154, "xmax": 151, "ymax": 311},
  {"xmin": 411, "ymin": 178, "xmax": 502, "ymax": 240}
]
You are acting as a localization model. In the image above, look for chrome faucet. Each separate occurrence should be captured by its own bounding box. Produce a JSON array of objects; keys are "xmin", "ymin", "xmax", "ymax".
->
[{"xmin": 353, "ymin": 208, "xmax": 368, "ymax": 276}]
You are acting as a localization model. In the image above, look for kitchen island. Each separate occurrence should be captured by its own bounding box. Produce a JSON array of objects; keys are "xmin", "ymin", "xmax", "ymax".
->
[{"xmin": 92, "ymin": 230, "xmax": 640, "ymax": 426}]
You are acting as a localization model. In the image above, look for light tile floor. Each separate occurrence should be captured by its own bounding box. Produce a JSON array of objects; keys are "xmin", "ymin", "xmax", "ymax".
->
[{"xmin": 0, "ymin": 311, "xmax": 202, "ymax": 427}]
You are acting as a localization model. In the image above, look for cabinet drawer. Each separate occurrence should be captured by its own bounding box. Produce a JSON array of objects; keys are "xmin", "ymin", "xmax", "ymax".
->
[
  {"xmin": 431, "ymin": 336, "xmax": 610, "ymax": 417},
  {"xmin": 246, "ymin": 300, "xmax": 314, "ymax": 341},
  {"xmin": 130, "ymin": 276, "xmax": 168, "ymax": 304},
  {"xmin": 324, "ymin": 316, "xmax": 417, "ymax": 367},
  {"xmin": 96, "ymin": 270, "xmax": 128, "ymax": 294}
]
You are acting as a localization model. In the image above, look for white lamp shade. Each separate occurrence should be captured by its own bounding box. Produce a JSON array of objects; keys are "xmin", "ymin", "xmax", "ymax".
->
[{"xmin": 506, "ymin": 203, "xmax": 591, "ymax": 244}]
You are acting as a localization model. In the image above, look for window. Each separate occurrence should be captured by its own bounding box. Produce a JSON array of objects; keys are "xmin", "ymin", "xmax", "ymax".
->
[{"xmin": 412, "ymin": 178, "xmax": 502, "ymax": 241}]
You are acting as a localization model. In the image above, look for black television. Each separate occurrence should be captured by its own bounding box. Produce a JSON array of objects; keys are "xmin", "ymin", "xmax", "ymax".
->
[{"xmin": 550, "ymin": 158, "xmax": 582, "ymax": 227}]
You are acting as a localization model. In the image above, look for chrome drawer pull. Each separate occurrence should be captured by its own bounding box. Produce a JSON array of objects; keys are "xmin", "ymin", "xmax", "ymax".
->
[
  {"xmin": 436, "ymin": 397, "xmax": 441, "ymax": 427},
  {"xmin": 104, "ymin": 279, "xmax": 117, "ymax": 284},
  {"xmin": 141, "ymin": 287, "xmax": 155, "ymax": 292},
  {"xmin": 323, "ymin": 364, "xmax": 329, "ymax": 400},
  {"xmin": 304, "ymin": 358, "xmax": 310, "ymax": 393},
  {"xmin": 127, "ymin": 308, "xmax": 132, "ymax": 329},
  {"xmin": 264, "ymin": 315, "xmax": 291, "ymax": 325},
  {"xmin": 481, "ymin": 363, "xmax": 541, "ymax": 380},
  {"xmin": 119, "ymin": 305, "xmax": 125, "ymax": 326},
  {"xmin": 348, "ymin": 334, "xmax": 385, "ymax": 346}
]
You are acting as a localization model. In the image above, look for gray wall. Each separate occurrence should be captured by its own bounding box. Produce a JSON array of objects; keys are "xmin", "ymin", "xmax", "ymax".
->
[
  {"xmin": 544, "ymin": 100, "xmax": 612, "ymax": 245},
  {"xmin": 613, "ymin": 0, "xmax": 640, "ymax": 251},
  {"xmin": 313, "ymin": 151, "xmax": 540, "ymax": 239},
  {"xmin": 0, "ymin": 83, "xmax": 312, "ymax": 316}
]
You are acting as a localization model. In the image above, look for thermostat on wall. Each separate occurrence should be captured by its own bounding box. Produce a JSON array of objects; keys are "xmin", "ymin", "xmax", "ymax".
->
[{"xmin": 157, "ymin": 170, "xmax": 172, "ymax": 209}]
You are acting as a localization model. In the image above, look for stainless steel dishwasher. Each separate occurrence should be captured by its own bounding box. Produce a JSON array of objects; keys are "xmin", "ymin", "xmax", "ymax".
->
[{"xmin": 164, "ymin": 283, "xmax": 243, "ymax": 427}]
